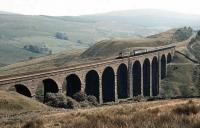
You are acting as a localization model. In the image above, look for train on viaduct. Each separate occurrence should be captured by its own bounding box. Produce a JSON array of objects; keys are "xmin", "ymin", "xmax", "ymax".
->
[{"xmin": 0, "ymin": 46, "xmax": 175, "ymax": 104}]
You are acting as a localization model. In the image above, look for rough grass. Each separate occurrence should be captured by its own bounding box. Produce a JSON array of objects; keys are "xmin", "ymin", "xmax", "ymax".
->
[
  {"xmin": 2, "ymin": 99, "xmax": 200, "ymax": 128},
  {"xmin": 2, "ymin": 90, "xmax": 200, "ymax": 128},
  {"xmin": 173, "ymin": 100, "xmax": 200, "ymax": 115},
  {"xmin": 0, "ymin": 90, "xmax": 48, "ymax": 114}
]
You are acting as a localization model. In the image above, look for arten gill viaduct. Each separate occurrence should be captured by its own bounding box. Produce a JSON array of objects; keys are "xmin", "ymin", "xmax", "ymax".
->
[{"xmin": 0, "ymin": 46, "xmax": 175, "ymax": 104}]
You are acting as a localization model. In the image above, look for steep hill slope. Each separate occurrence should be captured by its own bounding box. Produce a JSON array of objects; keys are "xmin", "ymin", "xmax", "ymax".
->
[
  {"xmin": 160, "ymin": 30, "xmax": 200, "ymax": 98},
  {"xmin": 160, "ymin": 53, "xmax": 200, "ymax": 97},
  {"xmin": 81, "ymin": 28, "xmax": 193, "ymax": 58},
  {"xmin": 187, "ymin": 31, "xmax": 200, "ymax": 61}
]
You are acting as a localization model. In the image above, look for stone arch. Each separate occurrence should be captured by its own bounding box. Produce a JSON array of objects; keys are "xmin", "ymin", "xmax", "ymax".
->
[
  {"xmin": 152, "ymin": 57, "xmax": 159, "ymax": 96},
  {"xmin": 42, "ymin": 78, "xmax": 59, "ymax": 102},
  {"xmin": 143, "ymin": 58, "xmax": 150, "ymax": 96},
  {"xmin": 66, "ymin": 74, "xmax": 81, "ymax": 97},
  {"xmin": 132, "ymin": 60, "xmax": 141, "ymax": 96},
  {"xmin": 161, "ymin": 54, "xmax": 167, "ymax": 79},
  {"xmin": 102, "ymin": 66, "xmax": 115, "ymax": 102},
  {"xmin": 14, "ymin": 84, "xmax": 32, "ymax": 97},
  {"xmin": 85, "ymin": 70, "xmax": 100, "ymax": 102},
  {"xmin": 167, "ymin": 53, "xmax": 172, "ymax": 63},
  {"xmin": 117, "ymin": 63, "xmax": 128, "ymax": 99}
]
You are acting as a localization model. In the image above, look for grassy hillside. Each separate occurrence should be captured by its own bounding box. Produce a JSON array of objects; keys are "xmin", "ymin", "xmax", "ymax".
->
[
  {"xmin": 0, "ymin": 28, "xmax": 193, "ymax": 76},
  {"xmin": 0, "ymin": 14, "xmax": 89, "ymax": 65},
  {"xmin": 1, "ymin": 9, "xmax": 199, "ymax": 65},
  {"xmin": 81, "ymin": 28, "xmax": 180, "ymax": 58},
  {"xmin": 187, "ymin": 32, "xmax": 200, "ymax": 61},
  {"xmin": 0, "ymin": 90, "xmax": 48, "ymax": 115},
  {"xmin": 160, "ymin": 54, "xmax": 200, "ymax": 97},
  {"xmin": 160, "ymin": 29, "xmax": 200, "ymax": 97},
  {"xmin": 0, "ymin": 49, "xmax": 85, "ymax": 76},
  {"xmin": 0, "ymin": 12, "xmax": 165, "ymax": 65}
]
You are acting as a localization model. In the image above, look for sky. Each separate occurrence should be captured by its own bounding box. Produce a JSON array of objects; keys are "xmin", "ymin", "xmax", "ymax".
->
[{"xmin": 0, "ymin": 0, "xmax": 200, "ymax": 16}]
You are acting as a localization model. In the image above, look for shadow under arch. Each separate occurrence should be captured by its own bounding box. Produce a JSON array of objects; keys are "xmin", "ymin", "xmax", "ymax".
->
[
  {"xmin": 117, "ymin": 63, "xmax": 128, "ymax": 99},
  {"xmin": 161, "ymin": 54, "xmax": 167, "ymax": 79},
  {"xmin": 167, "ymin": 53, "xmax": 172, "ymax": 63},
  {"xmin": 14, "ymin": 84, "xmax": 32, "ymax": 97},
  {"xmin": 132, "ymin": 61, "xmax": 141, "ymax": 96},
  {"xmin": 152, "ymin": 57, "xmax": 159, "ymax": 96},
  {"xmin": 85, "ymin": 70, "xmax": 100, "ymax": 102},
  {"xmin": 66, "ymin": 74, "xmax": 81, "ymax": 97},
  {"xmin": 42, "ymin": 78, "xmax": 59, "ymax": 102},
  {"xmin": 143, "ymin": 58, "xmax": 150, "ymax": 96},
  {"xmin": 102, "ymin": 66, "xmax": 115, "ymax": 102}
]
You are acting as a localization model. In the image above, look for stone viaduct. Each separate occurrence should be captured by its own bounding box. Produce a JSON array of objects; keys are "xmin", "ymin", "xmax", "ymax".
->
[{"xmin": 0, "ymin": 46, "xmax": 175, "ymax": 104}]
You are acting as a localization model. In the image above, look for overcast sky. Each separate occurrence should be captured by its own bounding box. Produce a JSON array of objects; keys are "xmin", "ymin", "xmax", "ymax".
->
[{"xmin": 0, "ymin": 0, "xmax": 200, "ymax": 16}]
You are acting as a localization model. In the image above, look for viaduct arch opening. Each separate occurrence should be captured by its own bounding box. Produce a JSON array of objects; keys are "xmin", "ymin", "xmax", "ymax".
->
[
  {"xmin": 167, "ymin": 53, "xmax": 172, "ymax": 63},
  {"xmin": 152, "ymin": 57, "xmax": 159, "ymax": 96},
  {"xmin": 117, "ymin": 63, "xmax": 128, "ymax": 99},
  {"xmin": 161, "ymin": 55, "xmax": 167, "ymax": 79},
  {"xmin": 132, "ymin": 61, "xmax": 141, "ymax": 96},
  {"xmin": 102, "ymin": 67, "xmax": 115, "ymax": 102},
  {"xmin": 43, "ymin": 79, "xmax": 59, "ymax": 102},
  {"xmin": 66, "ymin": 74, "xmax": 81, "ymax": 97},
  {"xmin": 14, "ymin": 84, "xmax": 31, "ymax": 97},
  {"xmin": 143, "ymin": 59, "xmax": 150, "ymax": 96},
  {"xmin": 85, "ymin": 70, "xmax": 99, "ymax": 102}
]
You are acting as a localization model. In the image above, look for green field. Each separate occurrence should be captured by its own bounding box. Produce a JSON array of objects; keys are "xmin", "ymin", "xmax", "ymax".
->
[
  {"xmin": 0, "ymin": 14, "xmax": 92, "ymax": 65},
  {"xmin": 0, "ymin": 13, "xmax": 167, "ymax": 65}
]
